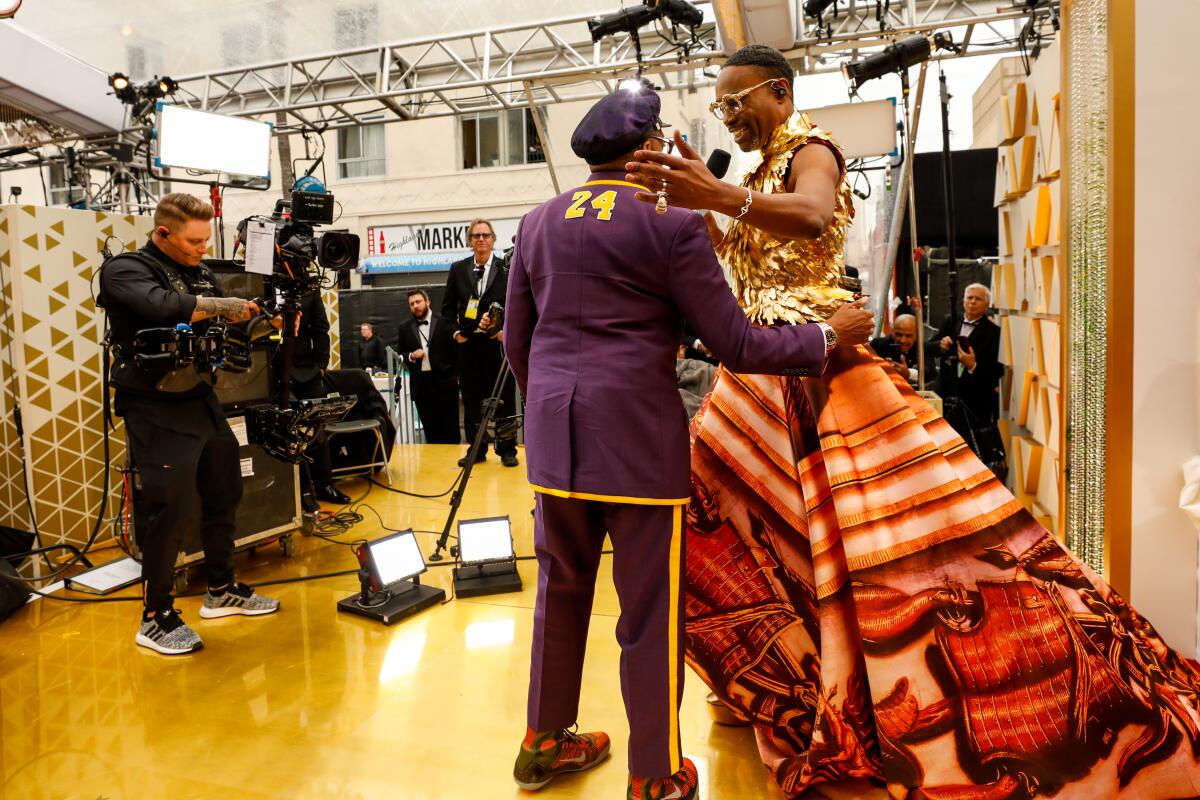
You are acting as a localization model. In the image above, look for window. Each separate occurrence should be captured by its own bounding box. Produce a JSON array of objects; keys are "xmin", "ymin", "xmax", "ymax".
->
[
  {"xmin": 46, "ymin": 162, "xmax": 82, "ymax": 207},
  {"xmin": 461, "ymin": 109, "xmax": 545, "ymax": 170},
  {"xmin": 337, "ymin": 124, "xmax": 386, "ymax": 179}
]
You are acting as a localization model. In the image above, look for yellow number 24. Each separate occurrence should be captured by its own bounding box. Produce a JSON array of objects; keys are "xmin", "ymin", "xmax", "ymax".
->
[{"xmin": 564, "ymin": 190, "xmax": 618, "ymax": 221}]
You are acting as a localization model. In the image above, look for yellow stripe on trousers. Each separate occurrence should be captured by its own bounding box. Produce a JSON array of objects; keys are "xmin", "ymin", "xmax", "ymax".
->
[{"xmin": 667, "ymin": 504, "xmax": 682, "ymax": 774}]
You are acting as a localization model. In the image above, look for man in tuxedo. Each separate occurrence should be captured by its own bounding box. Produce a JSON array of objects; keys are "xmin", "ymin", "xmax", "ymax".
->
[
  {"xmin": 929, "ymin": 283, "xmax": 1002, "ymax": 424},
  {"xmin": 397, "ymin": 289, "xmax": 460, "ymax": 444},
  {"xmin": 870, "ymin": 313, "xmax": 919, "ymax": 384},
  {"xmin": 442, "ymin": 218, "xmax": 519, "ymax": 467}
]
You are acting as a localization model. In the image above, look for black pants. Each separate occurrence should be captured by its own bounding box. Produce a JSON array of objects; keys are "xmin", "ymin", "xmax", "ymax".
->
[
  {"xmin": 410, "ymin": 371, "xmax": 461, "ymax": 444},
  {"xmin": 122, "ymin": 394, "xmax": 242, "ymax": 613},
  {"xmin": 457, "ymin": 336, "xmax": 517, "ymax": 455}
]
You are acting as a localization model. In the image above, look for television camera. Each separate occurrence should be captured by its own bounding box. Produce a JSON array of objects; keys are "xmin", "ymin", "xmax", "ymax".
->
[{"xmin": 119, "ymin": 190, "xmax": 363, "ymax": 465}]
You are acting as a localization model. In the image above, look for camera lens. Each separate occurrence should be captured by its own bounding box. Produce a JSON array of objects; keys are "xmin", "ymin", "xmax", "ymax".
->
[{"xmin": 315, "ymin": 231, "xmax": 360, "ymax": 271}]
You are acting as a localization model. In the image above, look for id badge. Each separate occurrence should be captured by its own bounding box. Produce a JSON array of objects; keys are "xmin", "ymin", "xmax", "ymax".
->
[{"xmin": 465, "ymin": 297, "xmax": 480, "ymax": 320}]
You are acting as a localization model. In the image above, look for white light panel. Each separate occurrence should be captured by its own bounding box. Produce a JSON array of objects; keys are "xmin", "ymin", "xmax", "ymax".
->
[
  {"xmin": 458, "ymin": 517, "xmax": 515, "ymax": 565},
  {"xmin": 155, "ymin": 103, "xmax": 272, "ymax": 179},
  {"xmin": 369, "ymin": 531, "xmax": 426, "ymax": 587}
]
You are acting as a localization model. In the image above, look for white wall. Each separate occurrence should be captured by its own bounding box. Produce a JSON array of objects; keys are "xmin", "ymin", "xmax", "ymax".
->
[{"xmin": 1130, "ymin": 0, "xmax": 1200, "ymax": 654}]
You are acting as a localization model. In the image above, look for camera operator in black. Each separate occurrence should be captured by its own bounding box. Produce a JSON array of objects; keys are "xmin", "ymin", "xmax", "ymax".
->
[
  {"xmin": 101, "ymin": 193, "xmax": 280, "ymax": 656},
  {"xmin": 442, "ymin": 218, "xmax": 519, "ymax": 468}
]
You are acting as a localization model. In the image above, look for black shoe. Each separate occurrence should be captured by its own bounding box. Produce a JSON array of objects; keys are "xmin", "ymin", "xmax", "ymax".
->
[
  {"xmin": 315, "ymin": 484, "xmax": 351, "ymax": 505},
  {"xmin": 501, "ymin": 453, "xmax": 519, "ymax": 468},
  {"xmin": 458, "ymin": 450, "xmax": 487, "ymax": 467},
  {"xmin": 301, "ymin": 491, "xmax": 319, "ymax": 513}
]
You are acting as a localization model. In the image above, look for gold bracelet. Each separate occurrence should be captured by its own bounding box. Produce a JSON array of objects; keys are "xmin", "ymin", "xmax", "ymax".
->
[{"xmin": 734, "ymin": 188, "xmax": 753, "ymax": 219}]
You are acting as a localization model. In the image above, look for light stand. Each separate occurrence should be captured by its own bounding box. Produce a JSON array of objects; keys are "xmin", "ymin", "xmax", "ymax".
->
[
  {"xmin": 937, "ymin": 70, "xmax": 962, "ymax": 341},
  {"xmin": 429, "ymin": 352, "xmax": 519, "ymax": 563},
  {"xmin": 336, "ymin": 567, "xmax": 444, "ymax": 626}
]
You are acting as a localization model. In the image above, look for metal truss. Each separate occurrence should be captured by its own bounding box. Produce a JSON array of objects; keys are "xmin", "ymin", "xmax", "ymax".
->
[
  {"xmin": 0, "ymin": 0, "xmax": 1057, "ymax": 181},
  {"xmin": 165, "ymin": 0, "xmax": 1057, "ymax": 133},
  {"xmin": 167, "ymin": 7, "xmax": 723, "ymax": 133}
]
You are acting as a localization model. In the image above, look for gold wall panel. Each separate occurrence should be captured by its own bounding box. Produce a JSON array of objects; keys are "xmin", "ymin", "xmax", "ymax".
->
[{"xmin": 0, "ymin": 206, "xmax": 340, "ymax": 555}]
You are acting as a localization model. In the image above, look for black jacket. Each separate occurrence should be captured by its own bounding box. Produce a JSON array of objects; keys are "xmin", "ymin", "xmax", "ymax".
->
[
  {"xmin": 928, "ymin": 313, "xmax": 1002, "ymax": 421},
  {"xmin": 870, "ymin": 335, "xmax": 917, "ymax": 368},
  {"xmin": 441, "ymin": 254, "xmax": 507, "ymax": 338},
  {"xmin": 397, "ymin": 312, "xmax": 457, "ymax": 382},
  {"xmin": 357, "ymin": 336, "xmax": 387, "ymax": 372},
  {"xmin": 289, "ymin": 291, "xmax": 331, "ymax": 384},
  {"xmin": 100, "ymin": 239, "xmax": 221, "ymax": 401}
]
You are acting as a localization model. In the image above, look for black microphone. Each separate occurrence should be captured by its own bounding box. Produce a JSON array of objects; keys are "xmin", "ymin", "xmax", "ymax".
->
[{"xmin": 706, "ymin": 149, "xmax": 731, "ymax": 180}]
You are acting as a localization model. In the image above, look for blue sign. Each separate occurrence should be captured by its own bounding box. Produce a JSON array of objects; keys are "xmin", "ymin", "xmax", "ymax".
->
[{"xmin": 358, "ymin": 252, "xmax": 471, "ymax": 275}]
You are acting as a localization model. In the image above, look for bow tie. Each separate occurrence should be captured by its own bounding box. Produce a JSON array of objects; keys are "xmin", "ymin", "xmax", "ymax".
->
[
  {"xmin": 417, "ymin": 320, "xmax": 429, "ymax": 326},
  {"xmin": 961, "ymin": 319, "xmax": 980, "ymax": 326}
]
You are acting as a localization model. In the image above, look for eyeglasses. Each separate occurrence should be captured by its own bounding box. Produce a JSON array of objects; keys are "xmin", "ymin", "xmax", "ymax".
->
[
  {"xmin": 708, "ymin": 78, "xmax": 779, "ymax": 121},
  {"xmin": 648, "ymin": 135, "xmax": 675, "ymax": 155},
  {"xmin": 469, "ymin": 232, "xmax": 495, "ymax": 240}
]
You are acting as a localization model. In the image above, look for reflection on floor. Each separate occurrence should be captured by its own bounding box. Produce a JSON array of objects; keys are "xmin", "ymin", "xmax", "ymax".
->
[{"xmin": 0, "ymin": 445, "xmax": 781, "ymax": 800}]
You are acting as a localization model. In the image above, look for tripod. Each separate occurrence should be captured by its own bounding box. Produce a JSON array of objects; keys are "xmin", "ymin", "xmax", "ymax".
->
[{"xmin": 429, "ymin": 354, "xmax": 520, "ymax": 561}]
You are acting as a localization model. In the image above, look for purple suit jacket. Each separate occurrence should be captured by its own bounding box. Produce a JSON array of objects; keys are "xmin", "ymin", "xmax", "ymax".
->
[{"xmin": 504, "ymin": 170, "xmax": 827, "ymax": 501}]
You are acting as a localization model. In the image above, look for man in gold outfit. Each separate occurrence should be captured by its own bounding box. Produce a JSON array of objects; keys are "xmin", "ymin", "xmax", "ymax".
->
[{"xmin": 626, "ymin": 43, "xmax": 1200, "ymax": 800}]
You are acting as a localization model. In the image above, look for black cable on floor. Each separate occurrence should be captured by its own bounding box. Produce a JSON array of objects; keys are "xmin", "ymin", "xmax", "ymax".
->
[{"xmin": 365, "ymin": 471, "xmax": 463, "ymax": 499}]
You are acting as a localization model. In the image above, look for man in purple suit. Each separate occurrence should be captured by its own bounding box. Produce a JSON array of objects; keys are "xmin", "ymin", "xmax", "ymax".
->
[{"xmin": 504, "ymin": 80, "xmax": 873, "ymax": 799}]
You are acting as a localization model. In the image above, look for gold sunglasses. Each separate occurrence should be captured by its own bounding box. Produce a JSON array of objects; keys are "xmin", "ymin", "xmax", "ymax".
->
[
  {"xmin": 648, "ymin": 135, "xmax": 675, "ymax": 154},
  {"xmin": 708, "ymin": 78, "xmax": 780, "ymax": 121}
]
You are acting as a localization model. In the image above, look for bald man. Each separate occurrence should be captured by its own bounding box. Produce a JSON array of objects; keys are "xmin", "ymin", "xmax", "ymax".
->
[{"xmin": 870, "ymin": 314, "xmax": 919, "ymax": 384}]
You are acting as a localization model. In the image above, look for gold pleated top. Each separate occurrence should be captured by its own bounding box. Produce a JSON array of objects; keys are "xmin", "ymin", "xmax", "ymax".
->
[{"xmin": 716, "ymin": 112, "xmax": 855, "ymax": 325}]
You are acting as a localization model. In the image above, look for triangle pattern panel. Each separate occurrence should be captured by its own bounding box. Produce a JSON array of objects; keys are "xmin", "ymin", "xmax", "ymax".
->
[{"xmin": 0, "ymin": 207, "xmax": 154, "ymax": 548}]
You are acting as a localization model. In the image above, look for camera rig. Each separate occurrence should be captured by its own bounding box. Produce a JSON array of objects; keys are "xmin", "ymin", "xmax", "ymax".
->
[
  {"xmin": 245, "ymin": 395, "xmax": 358, "ymax": 463},
  {"xmin": 127, "ymin": 320, "xmax": 254, "ymax": 374}
]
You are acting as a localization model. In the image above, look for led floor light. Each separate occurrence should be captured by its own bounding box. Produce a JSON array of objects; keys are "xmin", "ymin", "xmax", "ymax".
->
[
  {"xmin": 337, "ymin": 530, "xmax": 445, "ymax": 625},
  {"xmin": 453, "ymin": 516, "xmax": 523, "ymax": 598}
]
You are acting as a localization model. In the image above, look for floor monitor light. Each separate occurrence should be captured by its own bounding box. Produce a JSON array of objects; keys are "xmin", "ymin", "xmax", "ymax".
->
[
  {"xmin": 337, "ymin": 530, "xmax": 446, "ymax": 625},
  {"xmin": 453, "ymin": 516, "xmax": 523, "ymax": 598}
]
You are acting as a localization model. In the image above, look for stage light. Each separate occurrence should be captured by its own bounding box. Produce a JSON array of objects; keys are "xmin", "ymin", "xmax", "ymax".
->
[
  {"xmin": 155, "ymin": 76, "xmax": 178, "ymax": 96},
  {"xmin": 651, "ymin": 0, "xmax": 704, "ymax": 28},
  {"xmin": 619, "ymin": 78, "xmax": 646, "ymax": 94},
  {"xmin": 588, "ymin": 3, "xmax": 661, "ymax": 42},
  {"xmin": 453, "ymin": 516, "xmax": 523, "ymax": 597},
  {"xmin": 803, "ymin": 0, "xmax": 837, "ymax": 16},
  {"xmin": 587, "ymin": 0, "xmax": 703, "ymax": 43},
  {"xmin": 109, "ymin": 72, "xmax": 130, "ymax": 92},
  {"xmin": 336, "ymin": 529, "xmax": 447, "ymax": 625},
  {"xmin": 841, "ymin": 34, "xmax": 933, "ymax": 91}
]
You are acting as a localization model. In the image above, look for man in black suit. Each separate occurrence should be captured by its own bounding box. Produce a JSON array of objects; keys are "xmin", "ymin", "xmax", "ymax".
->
[
  {"xmin": 398, "ymin": 289, "xmax": 461, "ymax": 444},
  {"xmin": 287, "ymin": 290, "xmax": 350, "ymax": 506},
  {"xmin": 870, "ymin": 313, "xmax": 919, "ymax": 385},
  {"xmin": 928, "ymin": 283, "xmax": 1002, "ymax": 425},
  {"xmin": 356, "ymin": 322, "xmax": 387, "ymax": 372},
  {"xmin": 442, "ymin": 218, "xmax": 519, "ymax": 467}
]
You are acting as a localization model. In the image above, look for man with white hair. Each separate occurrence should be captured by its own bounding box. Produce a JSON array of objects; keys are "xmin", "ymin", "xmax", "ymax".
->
[{"xmin": 930, "ymin": 282, "xmax": 1002, "ymax": 424}]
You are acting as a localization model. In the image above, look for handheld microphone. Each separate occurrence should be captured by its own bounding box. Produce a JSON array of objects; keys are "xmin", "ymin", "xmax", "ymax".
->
[{"xmin": 706, "ymin": 149, "xmax": 731, "ymax": 180}]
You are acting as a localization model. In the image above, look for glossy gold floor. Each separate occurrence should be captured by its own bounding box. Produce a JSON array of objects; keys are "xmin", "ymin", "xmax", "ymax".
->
[{"xmin": 0, "ymin": 445, "xmax": 782, "ymax": 800}]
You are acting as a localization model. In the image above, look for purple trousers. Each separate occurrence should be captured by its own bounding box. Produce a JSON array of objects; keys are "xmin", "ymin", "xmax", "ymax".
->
[{"xmin": 526, "ymin": 492, "xmax": 685, "ymax": 778}]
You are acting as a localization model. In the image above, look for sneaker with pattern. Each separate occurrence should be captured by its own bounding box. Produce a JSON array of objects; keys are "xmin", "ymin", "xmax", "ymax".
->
[
  {"xmin": 512, "ymin": 726, "xmax": 611, "ymax": 790},
  {"xmin": 135, "ymin": 608, "xmax": 203, "ymax": 655},
  {"xmin": 199, "ymin": 582, "xmax": 280, "ymax": 618},
  {"xmin": 628, "ymin": 757, "xmax": 699, "ymax": 800}
]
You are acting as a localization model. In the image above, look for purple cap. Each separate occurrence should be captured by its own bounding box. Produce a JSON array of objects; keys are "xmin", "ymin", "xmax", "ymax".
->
[{"xmin": 571, "ymin": 78, "xmax": 666, "ymax": 165}]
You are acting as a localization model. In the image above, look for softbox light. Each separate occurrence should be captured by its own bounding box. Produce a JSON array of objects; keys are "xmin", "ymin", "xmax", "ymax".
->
[
  {"xmin": 337, "ymin": 529, "xmax": 445, "ymax": 625},
  {"xmin": 454, "ymin": 516, "xmax": 523, "ymax": 598}
]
